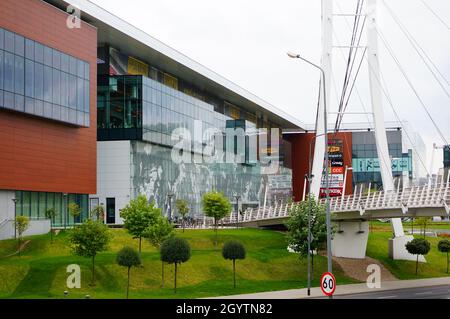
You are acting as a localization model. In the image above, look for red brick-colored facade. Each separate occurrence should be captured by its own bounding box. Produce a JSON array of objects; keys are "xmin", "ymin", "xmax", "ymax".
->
[
  {"xmin": 286, "ymin": 132, "xmax": 353, "ymax": 201},
  {"xmin": 0, "ymin": 0, "xmax": 97, "ymax": 194}
]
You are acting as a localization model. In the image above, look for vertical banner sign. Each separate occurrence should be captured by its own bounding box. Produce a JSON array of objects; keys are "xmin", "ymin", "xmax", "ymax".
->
[{"xmin": 320, "ymin": 139, "xmax": 344, "ymax": 198}]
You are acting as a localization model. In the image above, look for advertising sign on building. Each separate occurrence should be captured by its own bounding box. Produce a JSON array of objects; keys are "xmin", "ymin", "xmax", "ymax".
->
[{"xmin": 320, "ymin": 139, "xmax": 344, "ymax": 198}]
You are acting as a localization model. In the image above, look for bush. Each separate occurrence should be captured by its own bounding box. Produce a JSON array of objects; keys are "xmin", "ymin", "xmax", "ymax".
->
[
  {"xmin": 160, "ymin": 237, "xmax": 191, "ymax": 293},
  {"xmin": 438, "ymin": 239, "xmax": 450, "ymax": 273},
  {"xmin": 222, "ymin": 240, "xmax": 246, "ymax": 288},
  {"xmin": 405, "ymin": 238, "xmax": 431, "ymax": 275},
  {"xmin": 116, "ymin": 246, "xmax": 141, "ymax": 299}
]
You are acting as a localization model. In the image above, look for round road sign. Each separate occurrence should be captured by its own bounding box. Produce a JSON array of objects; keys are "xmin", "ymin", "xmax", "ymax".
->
[{"xmin": 320, "ymin": 272, "xmax": 336, "ymax": 297}]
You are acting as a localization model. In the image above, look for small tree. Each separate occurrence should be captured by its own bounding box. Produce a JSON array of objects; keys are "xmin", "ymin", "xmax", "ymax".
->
[
  {"xmin": 45, "ymin": 208, "xmax": 57, "ymax": 243},
  {"xmin": 438, "ymin": 239, "xmax": 450, "ymax": 273},
  {"xmin": 116, "ymin": 246, "xmax": 141, "ymax": 299},
  {"xmin": 68, "ymin": 202, "xmax": 81, "ymax": 225},
  {"xmin": 90, "ymin": 205, "xmax": 105, "ymax": 223},
  {"xmin": 68, "ymin": 220, "xmax": 110, "ymax": 285},
  {"xmin": 160, "ymin": 237, "xmax": 191, "ymax": 293},
  {"xmin": 15, "ymin": 216, "xmax": 30, "ymax": 257},
  {"xmin": 202, "ymin": 191, "xmax": 231, "ymax": 245},
  {"xmin": 175, "ymin": 199, "xmax": 190, "ymax": 232},
  {"xmin": 405, "ymin": 238, "xmax": 431, "ymax": 275},
  {"xmin": 222, "ymin": 240, "xmax": 246, "ymax": 288},
  {"xmin": 120, "ymin": 194, "xmax": 160, "ymax": 254},
  {"xmin": 416, "ymin": 217, "xmax": 431, "ymax": 238},
  {"xmin": 285, "ymin": 195, "xmax": 329, "ymax": 277},
  {"xmin": 144, "ymin": 215, "xmax": 174, "ymax": 287}
]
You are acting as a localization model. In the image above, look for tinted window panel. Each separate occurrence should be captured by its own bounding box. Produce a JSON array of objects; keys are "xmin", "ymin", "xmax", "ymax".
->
[
  {"xmin": 14, "ymin": 94, "xmax": 24, "ymax": 112},
  {"xmin": 4, "ymin": 30, "xmax": 14, "ymax": 52},
  {"xmin": 68, "ymin": 74, "xmax": 77, "ymax": 108},
  {"xmin": 61, "ymin": 72, "xmax": 68, "ymax": 107},
  {"xmin": 14, "ymin": 56, "xmax": 24, "ymax": 94},
  {"xmin": 69, "ymin": 56, "xmax": 77, "ymax": 75},
  {"xmin": 4, "ymin": 52, "xmax": 14, "ymax": 92},
  {"xmin": 52, "ymin": 50, "xmax": 61, "ymax": 70},
  {"xmin": 84, "ymin": 80, "xmax": 89, "ymax": 112},
  {"xmin": 52, "ymin": 69, "xmax": 60, "ymax": 105},
  {"xmin": 0, "ymin": 50, "xmax": 3, "ymax": 90},
  {"xmin": 34, "ymin": 42, "xmax": 44, "ymax": 63},
  {"xmin": 44, "ymin": 46, "xmax": 52, "ymax": 66},
  {"xmin": 34, "ymin": 99, "xmax": 43, "ymax": 116},
  {"xmin": 0, "ymin": 29, "xmax": 4, "ymax": 50},
  {"xmin": 14, "ymin": 34, "xmax": 24, "ymax": 56},
  {"xmin": 25, "ymin": 39, "xmax": 34, "ymax": 60},
  {"xmin": 43, "ymin": 65, "xmax": 52, "ymax": 102},
  {"xmin": 25, "ymin": 59, "xmax": 34, "ymax": 97},
  {"xmin": 77, "ymin": 77, "xmax": 84, "ymax": 110},
  {"xmin": 77, "ymin": 59, "xmax": 84, "ymax": 78},
  {"xmin": 34, "ymin": 63, "xmax": 43, "ymax": 100},
  {"xmin": 61, "ymin": 53, "xmax": 69, "ymax": 72}
]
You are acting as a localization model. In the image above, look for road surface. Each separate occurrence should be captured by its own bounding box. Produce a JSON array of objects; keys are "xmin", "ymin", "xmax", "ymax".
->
[{"xmin": 330, "ymin": 285, "xmax": 450, "ymax": 299}]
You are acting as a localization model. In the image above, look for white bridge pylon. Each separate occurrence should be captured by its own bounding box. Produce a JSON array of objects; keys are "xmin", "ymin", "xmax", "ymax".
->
[{"xmin": 306, "ymin": 0, "xmax": 418, "ymax": 260}]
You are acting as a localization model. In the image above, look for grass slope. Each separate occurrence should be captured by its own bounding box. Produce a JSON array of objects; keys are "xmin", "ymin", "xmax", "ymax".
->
[
  {"xmin": 366, "ymin": 230, "xmax": 450, "ymax": 280},
  {"xmin": 0, "ymin": 228, "xmax": 356, "ymax": 299}
]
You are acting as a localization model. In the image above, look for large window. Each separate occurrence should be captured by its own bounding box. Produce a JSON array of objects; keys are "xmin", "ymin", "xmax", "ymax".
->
[
  {"xmin": 14, "ymin": 191, "xmax": 89, "ymax": 227},
  {"xmin": 0, "ymin": 27, "xmax": 90, "ymax": 127}
]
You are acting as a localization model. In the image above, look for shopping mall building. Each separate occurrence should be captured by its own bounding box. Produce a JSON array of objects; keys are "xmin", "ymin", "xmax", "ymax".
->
[{"xmin": 0, "ymin": 0, "xmax": 426, "ymax": 236}]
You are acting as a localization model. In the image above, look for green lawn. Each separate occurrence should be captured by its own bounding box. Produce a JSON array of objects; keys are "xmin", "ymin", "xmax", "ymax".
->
[
  {"xmin": 366, "ymin": 230, "xmax": 450, "ymax": 280},
  {"xmin": 0, "ymin": 228, "xmax": 357, "ymax": 299}
]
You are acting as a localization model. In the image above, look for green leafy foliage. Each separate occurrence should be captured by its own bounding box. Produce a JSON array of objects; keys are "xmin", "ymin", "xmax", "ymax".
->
[
  {"xmin": 68, "ymin": 220, "xmax": 110, "ymax": 284},
  {"xmin": 117, "ymin": 246, "xmax": 141, "ymax": 268},
  {"xmin": 176, "ymin": 199, "xmax": 190, "ymax": 232},
  {"xmin": 144, "ymin": 216, "xmax": 174, "ymax": 249},
  {"xmin": 45, "ymin": 208, "xmax": 57, "ymax": 242},
  {"xmin": 68, "ymin": 202, "xmax": 81, "ymax": 218},
  {"xmin": 438, "ymin": 239, "xmax": 450, "ymax": 273},
  {"xmin": 116, "ymin": 246, "xmax": 141, "ymax": 299},
  {"xmin": 160, "ymin": 237, "xmax": 191, "ymax": 264},
  {"xmin": 90, "ymin": 205, "xmax": 105, "ymax": 222},
  {"xmin": 222, "ymin": 240, "xmax": 246, "ymax": 260},
  {"xmin": 222, "ymin": 240, "xmax": 246, "ymax": 288},
  {"xmin": 285, "ymin": 195, "xmax": 329, "ymax": 256},
  {"xmin": 120, "ymin": 194, "xmax": 161, "ymax": 253},
  {"xmin": 160, "ymin": 237, "xmax": 191, "ymax": 293},
  {"xmin": 14, "ymin": 216, "xmax": 30, "ymax": 256},
  {"xmin": 202, "ymin": 191, "xmax": 231, "ymax": 245},
  {"xmin": 405, "ymin": 238, "xmax": 431, "ymax": 275}
]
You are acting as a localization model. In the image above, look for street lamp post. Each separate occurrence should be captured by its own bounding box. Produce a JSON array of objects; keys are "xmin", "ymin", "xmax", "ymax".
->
[
  {"xmin": 167, "ymin": 193, "xmax": 174, "ymax": 221},
  {"xmin": 288, "ymin": 52, "xmax": 333, "ymax": 294},
  {"xmin": 234, "ymin": 195, "xmax": 241, "ymax": 229},
  {"xmin": 12, "ymin": 198, "xmax": 19, "ymax": 239}
]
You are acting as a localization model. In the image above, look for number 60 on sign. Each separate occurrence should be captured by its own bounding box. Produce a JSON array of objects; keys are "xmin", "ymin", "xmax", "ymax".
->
[{"xmin": 320, "ymin": 272, "xmax": 336, "ymax": 297}]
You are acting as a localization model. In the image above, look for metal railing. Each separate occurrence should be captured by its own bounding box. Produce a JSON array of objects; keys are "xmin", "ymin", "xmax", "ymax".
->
[{"xmin": 222, "ymin": 181, "xmax": 450, "ymax": 224}]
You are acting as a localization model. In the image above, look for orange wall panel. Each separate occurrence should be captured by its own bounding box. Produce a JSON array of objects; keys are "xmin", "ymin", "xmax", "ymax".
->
[{"xmin": 0, "ymin": 0, "xmax": 97, "ymax": 194}]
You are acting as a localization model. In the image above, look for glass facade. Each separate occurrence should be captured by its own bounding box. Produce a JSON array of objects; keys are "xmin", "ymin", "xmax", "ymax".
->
[
  {"xmin": 352, "ymin": 131, "xmax": 412, "ymax": 188},
  {"xmin": 130, "ymin": 141, "xmax": 292, "ymax": 215},
  {"xmin": 0, "ymin": 28, "xmax": 90, "ymax": 127},
  {"xmin": 14, "ymin": 191, "xmax": 89, "ymax": 227}
]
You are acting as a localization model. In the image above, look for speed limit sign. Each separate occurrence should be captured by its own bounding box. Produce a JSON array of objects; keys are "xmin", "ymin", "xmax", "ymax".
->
[{"xmin": 320, "ymin": 272, "xmax": 336, "ymax": 296}]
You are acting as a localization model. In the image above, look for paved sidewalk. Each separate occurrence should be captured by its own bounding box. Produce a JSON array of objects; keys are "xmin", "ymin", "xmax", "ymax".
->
[{"xmin": 208, "ymin": 277, "xmax": 450, "ymax": 299}]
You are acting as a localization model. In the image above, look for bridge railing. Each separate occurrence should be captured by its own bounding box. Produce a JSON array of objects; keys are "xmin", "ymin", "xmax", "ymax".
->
[{"xmin": 223, "ymin": 181, "xmax": 450, "ymax": 224}]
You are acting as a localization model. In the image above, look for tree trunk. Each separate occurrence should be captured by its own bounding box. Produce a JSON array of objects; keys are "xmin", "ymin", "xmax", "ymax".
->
[
  {"xmin": 161, "ymin": 260, "xmax": 165, "ymax": 287},
  {"xmin": 139, "ymin": 237, "xmax": 142, "ymax": 254},
  {"xmin": 233, "ymin": 259, "xmax": 236, "ymax": 288},
  {"xmin": 126, "ymin": 267, "xmax": 130, "ymax": 299},
  {"xmin": 18, "ymin": 237, "xmax": 21, "ymax": 258},
  {"xmin": 92, "ymin": 255, "xmax": 96, "ymax": 285},
  {"xmin": 182, "ymin": 218, "xmax": 185, "ymax": 233},
  {"xmin": 50, "ymin": 227, "xmax": 53, "ymax": 243},
  {"xmin": 415, "ymin": 254, "xmax": 419, "ymax": 275},
  {"xmin": 447, "ymin": 252, "xmax": 449, "ymax": 274},
  {"xmin": 214, "ymin": 218, "xmax": 218, "ymax": 246},
  {"xmin": 174, "ymin": 263, "xmax": 177, "ymax": 294},
  {"xmin": 311, "ymin": 251, "xmax": 314, "ymax": 280}
]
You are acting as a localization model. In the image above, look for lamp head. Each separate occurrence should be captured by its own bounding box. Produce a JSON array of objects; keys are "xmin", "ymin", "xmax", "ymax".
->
[{"xmin": 287, "ymin": 52, "xmax": 300, "ymax": 59}]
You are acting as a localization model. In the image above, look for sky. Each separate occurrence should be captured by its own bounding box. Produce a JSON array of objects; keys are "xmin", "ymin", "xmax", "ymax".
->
[{"xmin": 89, "ymin": 0, "xmax": 450, "ymax": 176}]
